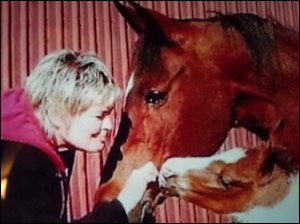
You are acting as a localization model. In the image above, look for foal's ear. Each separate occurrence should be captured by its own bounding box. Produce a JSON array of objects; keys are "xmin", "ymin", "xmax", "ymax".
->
[
  {"xmin": 262, "ymin": 119, "xmax": 296, "ymax": 175},
  {"xmin": 113, "ymin": 1, "xmax": 168, "ymax": 34},
  {"xmin": 269, "ymin": 119, "xmax": 285, "ymax": 148}
]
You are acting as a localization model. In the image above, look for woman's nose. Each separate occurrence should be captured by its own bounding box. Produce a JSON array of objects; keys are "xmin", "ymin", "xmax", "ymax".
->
[{"xmin": 102, "ymin": 115, "xmax": 113, "ymax": 131}]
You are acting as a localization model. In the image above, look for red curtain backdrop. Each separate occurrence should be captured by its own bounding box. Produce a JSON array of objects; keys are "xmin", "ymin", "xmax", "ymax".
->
[{"xmin": 1, "ymin": 1, "xmax": 298, "ymax": 223}]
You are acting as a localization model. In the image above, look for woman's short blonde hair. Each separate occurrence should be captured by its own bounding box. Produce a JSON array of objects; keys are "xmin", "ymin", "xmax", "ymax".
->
[{"xmin": 25, "ymin": 49, "xmax": 122, "ymax": 140}]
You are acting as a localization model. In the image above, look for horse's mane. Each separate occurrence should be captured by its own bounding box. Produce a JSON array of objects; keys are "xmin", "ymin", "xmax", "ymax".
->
[
  {"xmin": 209, "ymin": 13, "xmax": 278, "ymax": 73},
  {"xmin": 133, "ymin": 12, "xmax": 298, "ymax": 78}
]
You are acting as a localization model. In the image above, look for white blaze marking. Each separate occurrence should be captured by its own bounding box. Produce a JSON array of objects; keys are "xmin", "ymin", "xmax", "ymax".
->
[
  {"xmin": 159, "ymin": 147, "xmax": 246, "ymax": 185},
  {"xmin": 163, "ymin": 147, "xmax": 246, "ymax": 174},
  {"xmin": 125, "ymin": 73, "xmax": 135, "ymax": 99}
]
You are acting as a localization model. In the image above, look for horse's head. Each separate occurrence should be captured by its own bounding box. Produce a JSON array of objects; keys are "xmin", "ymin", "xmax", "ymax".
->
[
  {"xmin": 96, "ymin": 0, "xmax": 235, "ymax": 203},
  {"xmin": 96, "ymin": 1, "xmax": 299, "ymax": 221}
]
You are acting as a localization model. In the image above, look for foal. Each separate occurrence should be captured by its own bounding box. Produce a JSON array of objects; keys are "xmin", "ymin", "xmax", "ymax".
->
[{"xmin": 160, "ymin": 123, "xmax": 299, "ymax": 222}]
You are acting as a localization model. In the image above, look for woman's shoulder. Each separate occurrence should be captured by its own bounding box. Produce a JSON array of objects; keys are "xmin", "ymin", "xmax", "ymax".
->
[{"xmin": 1, "ymin": 140, "xmax": 57, "ymax": 176}]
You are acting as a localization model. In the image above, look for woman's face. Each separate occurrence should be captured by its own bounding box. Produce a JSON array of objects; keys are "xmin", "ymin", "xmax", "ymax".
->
[{"xmin": 62, "ymin": 102, "xmax": 114, "ymax": 153}]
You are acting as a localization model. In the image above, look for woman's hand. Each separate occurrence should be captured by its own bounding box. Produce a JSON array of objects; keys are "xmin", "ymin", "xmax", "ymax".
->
[{"xmin": 117, "ymin": 161, "xmax": 158, "ymax": 214}]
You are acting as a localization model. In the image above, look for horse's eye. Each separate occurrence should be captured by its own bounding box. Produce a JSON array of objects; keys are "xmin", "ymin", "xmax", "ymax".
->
[{"xmin": 145, "ymin": 90, "xmax": 166, "ymax": 105}]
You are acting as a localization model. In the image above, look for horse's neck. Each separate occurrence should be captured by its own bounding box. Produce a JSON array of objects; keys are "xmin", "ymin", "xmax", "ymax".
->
[{"xmin": 232, "ymin": 173, "xmax": 299, "ymax": 223}]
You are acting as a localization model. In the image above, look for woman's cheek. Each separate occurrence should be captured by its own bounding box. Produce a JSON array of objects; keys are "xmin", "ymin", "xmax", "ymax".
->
[{"xmin": 89, "ymin": 120, "xmax": 102, "ymax": 135}]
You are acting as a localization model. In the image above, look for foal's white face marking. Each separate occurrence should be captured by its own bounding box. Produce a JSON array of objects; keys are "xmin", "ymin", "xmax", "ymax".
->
[
  {"xmin": 125, "ymin": 73, "xmax": 135, "ymax": 100},
  {"xmin": 159, "ymin": 147, "xmax": 246, "ymax": 185}
]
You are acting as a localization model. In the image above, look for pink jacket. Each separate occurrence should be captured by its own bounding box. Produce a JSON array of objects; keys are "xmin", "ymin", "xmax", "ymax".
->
[{"xmin": 1, "ymin": 88, "xmax": 65, "ymax": 173}]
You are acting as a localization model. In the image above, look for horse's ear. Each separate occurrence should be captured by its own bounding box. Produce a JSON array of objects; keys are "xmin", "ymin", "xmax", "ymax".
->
[{"xmin": 113, "ymin": 1, "xmax": 166, "ymax": 34}]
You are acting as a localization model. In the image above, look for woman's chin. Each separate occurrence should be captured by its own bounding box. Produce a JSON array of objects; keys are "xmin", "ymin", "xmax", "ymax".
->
[{"xmin": 83, "ymin": 143, "xmax": 104, "ymax": 153}]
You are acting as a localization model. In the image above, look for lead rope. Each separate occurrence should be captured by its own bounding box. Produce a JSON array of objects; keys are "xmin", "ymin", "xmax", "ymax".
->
[
  {"xmin": 57, "ymin": 169, "xmax": 68, "ymax": 220},
  {"xmin": 138, "ymin": 201, "xmax": 152, "ymax": 223}
]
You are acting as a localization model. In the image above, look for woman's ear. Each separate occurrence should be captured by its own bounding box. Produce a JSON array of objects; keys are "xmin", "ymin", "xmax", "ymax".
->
[{"xmin": 48, "ymin": 107, "xmax": 64, "ymax": 128}]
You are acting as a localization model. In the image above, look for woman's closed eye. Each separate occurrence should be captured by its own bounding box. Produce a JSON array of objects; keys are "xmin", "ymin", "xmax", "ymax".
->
[
  {"xmin": 96, "ymin": 106, "xmax": 114, "ymax": 120},
  {"xmin": 96, "ymin": 111, "xmax": 110, "ymax": 120},
  {"xmin": 96, "ymin": 115, "xmax": 105, "ymax": 120}
]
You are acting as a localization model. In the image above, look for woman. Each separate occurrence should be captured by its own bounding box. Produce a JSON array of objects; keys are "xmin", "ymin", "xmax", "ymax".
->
[{"xmin": 1, "ymin": 49, "xmax": 158, "ymax": 223}]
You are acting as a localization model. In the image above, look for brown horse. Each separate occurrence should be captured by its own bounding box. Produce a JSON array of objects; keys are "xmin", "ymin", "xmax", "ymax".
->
[{"xmin": 95, "ymin": 1, "xmax": 299, "ymax": 222}]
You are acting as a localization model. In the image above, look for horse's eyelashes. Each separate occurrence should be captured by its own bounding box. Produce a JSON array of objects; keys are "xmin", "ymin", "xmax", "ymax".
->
[{"xmin": 144, "ymin": 90, "xmax": 167, "ymax": 105}]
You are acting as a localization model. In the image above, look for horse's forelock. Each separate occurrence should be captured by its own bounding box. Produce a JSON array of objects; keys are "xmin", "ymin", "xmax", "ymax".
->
[{"xmin": 133, "ymin": 26, "xmax": 175, "ymax": 76}]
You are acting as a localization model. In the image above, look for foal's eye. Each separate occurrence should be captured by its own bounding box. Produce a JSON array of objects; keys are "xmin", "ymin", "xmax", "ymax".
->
[
  {"xmin": 144, "ymin": 90, "xmax": 166, "ymax": 105},
  {"xmin": 218, "ymin": 174, "xmax": 240, "ymax": 189}
]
